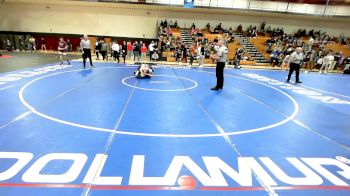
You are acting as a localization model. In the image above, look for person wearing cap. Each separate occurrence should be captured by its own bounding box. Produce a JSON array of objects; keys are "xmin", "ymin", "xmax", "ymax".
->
[{"xmin": 286, "ymin": 47, "xmax": 303, "ymax": 83}]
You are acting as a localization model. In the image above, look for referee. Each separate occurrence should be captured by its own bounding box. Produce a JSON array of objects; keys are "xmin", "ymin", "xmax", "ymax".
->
[
  {"xmin": 211, "ymin": 40, "xmax": 228, "ymax": 90},
  {"xmin": 286, "ymin": 47, "xmax": 303, "ymax": 84},
  {"xmin": 80, "ymin": 34, "xmax": 94, "ymax": 69}
]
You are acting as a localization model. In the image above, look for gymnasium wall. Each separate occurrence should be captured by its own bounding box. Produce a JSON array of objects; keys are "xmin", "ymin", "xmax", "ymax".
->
[{"xmin": 0, "ymin": 2, "xmax": 349, "ymax": 39}]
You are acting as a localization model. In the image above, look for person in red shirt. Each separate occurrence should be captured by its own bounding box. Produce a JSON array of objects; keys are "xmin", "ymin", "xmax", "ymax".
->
[
  {"xmin": 58, "ymin": 38, "xmax": 70, "ymax": 65},
  {"xmin": 141, "ymin": 43, "xmax": 148, "ymax": 61},
  {"xmin": 127, "ymin": 41, "xmax": 133, "ymax": 60}
]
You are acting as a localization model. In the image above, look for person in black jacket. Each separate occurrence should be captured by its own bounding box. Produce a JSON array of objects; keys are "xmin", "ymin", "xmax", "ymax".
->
[
  {"xmin": 181, "ymin": 44, "xmax": 187, "ymax": 63},
  {"xmin": 133, "ymin": 41, "xmax": 140, "ymax": 61},
  {"xmin": 121, "ymin": 41, "xmax": 127, "ymax": 63},
  {"xmin": 94, "ymin": 39, "xmax": 101, "ymax": 60}
]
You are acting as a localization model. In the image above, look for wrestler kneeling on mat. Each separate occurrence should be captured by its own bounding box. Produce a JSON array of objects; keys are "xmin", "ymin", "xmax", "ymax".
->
[{"xmin": 134, "ymin": 64, "xmax": 153, "ymax": 79}]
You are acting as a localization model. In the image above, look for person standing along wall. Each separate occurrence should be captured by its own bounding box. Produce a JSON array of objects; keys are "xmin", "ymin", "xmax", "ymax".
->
[
  {"xmin": 100, "ymin": 40, "xmax": 108, "ymax": 61},
  {"xmin": 197, "ymin": 42, "xmax": 205, "ymax": 67},
  {"xmin": 67, "ymin": 39, "xmax": 72, "ymax": 52},
  {"xmin": 148, "ymin": 41, "xmax": 155, "ymax": 61},
  {"xmin": 29, "ymin": 36, "xmax": 36, "ymax": 52},
  {"xmin": 133, "ymin": 41, "xmax": 140, "ymax": 61},
  {"xmin": 141, "ymin": 43, "xmax": 148, "ymax": 61},
  {"xmin": 6, "ymin": 39, "xmax": 12, "ymax": 52},
  {"xmin": 94, "ymin": 38, "xmax": 101, "ymax": 60},
  {"xmin": 121, "ymin": 41, "xmax": 127, "ymax": 63},
  {"xmin": 127, "ymin": 41, "xmax": 133, "ymax": 60},
  {"xmin": 112, "ymin": 41, "xmax": 120, "ymax": 63},
  {"xmin": 41, "ymin": 37, "xmax": 46, "ymax": 51}
]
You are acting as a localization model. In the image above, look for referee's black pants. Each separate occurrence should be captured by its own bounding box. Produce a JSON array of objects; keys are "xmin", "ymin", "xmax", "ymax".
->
[
  {"xmin": 216, "ymin": 62, "xmax": 225, "ymax": 89},
  {"xmin": 83, "ymin": 49, "xmax": 93, "ymax": 68},
  {"xmin": 287, "ymin": 62, "xmax": 301, "ymax": 82},
  {"xmin": 113, "ymin": 51, "xmax": 120, "ymax": 62}
]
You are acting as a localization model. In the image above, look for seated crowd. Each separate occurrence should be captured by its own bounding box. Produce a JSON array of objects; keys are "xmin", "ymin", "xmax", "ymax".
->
[{"xmin": 263, "ymin": 27, "xmax": 349, "ymax": 73}]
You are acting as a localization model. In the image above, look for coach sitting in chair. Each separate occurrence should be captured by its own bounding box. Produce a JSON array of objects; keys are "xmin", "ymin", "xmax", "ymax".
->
[{"xmin": 134, "ymin": 64, "xmax": 153, "ymax": 79}]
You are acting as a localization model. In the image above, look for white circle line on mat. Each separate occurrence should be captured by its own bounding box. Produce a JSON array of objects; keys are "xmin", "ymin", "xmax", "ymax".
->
[{"xmin": 19, "ymin": 66, "xmax": 299, "ymax": 138}]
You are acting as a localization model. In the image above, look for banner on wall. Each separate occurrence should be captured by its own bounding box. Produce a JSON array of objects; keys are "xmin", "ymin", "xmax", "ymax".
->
[{"xmin": 184, "ymin": 0, "xmax": 194, "ymax": 8}]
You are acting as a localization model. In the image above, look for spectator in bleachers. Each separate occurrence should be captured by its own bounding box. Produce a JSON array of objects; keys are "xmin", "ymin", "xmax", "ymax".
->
[
  {"xmin": 151, "ymin": 48, "xmax": 159, "ymax": 61},
  {"xmin": 281, "ymin": 53, "xmax": 291, "ymax": 70},
  {"xmin": 305, "ymin": 49, "xmax": 316, "ymax": 71},
  {"xmin": 233, "ymin": 47, "xmax": 245, "ymax": 69},
  {"xmin": 206, "ymin": 23, "xmax": 210, "ymax": 31},
  {"xmin": 335, "ymin": 51, "xmax": 344, "ymax": 69},
  {"xmin": 308, "ymin": 36, "xmax": 314, "ymax": 51},
  {"xmin": 260, "ymin": 22, "xmax": 266, "ymax": 31},
  {"xmin": 181, "ymin": 44, "xmax": 188, "ymax": 63},
  {"xmin": 270, "ymin": 48, "xmax": 283, "ymax": 67},
  {"xmin": 191, "ymin": 23, "xmax": 196, "ymax": 29},
  {"xmin": 237, "ymin": 24, "xmax": 243, "ymax": 33},
  {"xmin": 197, "ymin": 30, "xmax": 203, "ymax": 37},
  {"xmin": 343, "ymin": 56, "xmax": 350, "ymax": 72},
  {"xmin": 167, "ymin": 27, "xmax": 173, "ymax": 36},
  {"xmin": 315, "ymin": 55, "xmax": 324, "ymax": 70},
  {"xmin": 319, "ymin": 51, "xmax": 334, "ymax": 74},
  {"xmin": 174, "ymin": 20, "xmax": 178, "ymax": 28}
]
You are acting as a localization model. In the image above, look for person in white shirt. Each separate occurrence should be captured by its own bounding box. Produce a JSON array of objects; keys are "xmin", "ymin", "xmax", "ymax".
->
[
  {"xmin": 281, "ymin": 54, "xmax": 291, "ymax": 70},
  {"xmin": 286, "ymin": 47, "xmax": 303, "ymax": 83},
  {"xmin": 197, "ymin": 43, "xmax": 204, "ymax": 67},
  {"xmin": 319, "ymin": 51, "xmax": 334, "ymax": 74},
  {"xmin": 111, "ymin": 41, "xmax": 120, "ymax": 63},
  {"xmin": 135, "ymin": 64, "xmax": 153, "ymax": 79},
  {"xmin": 80, "ymin": 34, "xmax": 94, "ymax": 69},
  {"xmin": 308, "ymin": 36, "xmax": 314, "ymax": 51},
  {"xmin": 211, "ymin": 40, "xmax": 228, "ymax": 90},
  {"xmin": 149, "ymin": 41, "xmax": 155, "ymax": 61}
]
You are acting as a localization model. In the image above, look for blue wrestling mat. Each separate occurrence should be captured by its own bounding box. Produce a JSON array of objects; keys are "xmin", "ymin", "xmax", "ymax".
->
[{"xmin": 0, "ymin": 62, "xmax": 349, "ymax": 196}]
